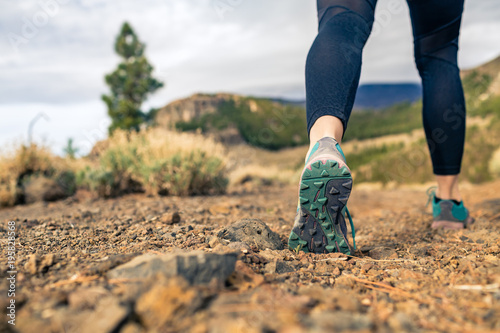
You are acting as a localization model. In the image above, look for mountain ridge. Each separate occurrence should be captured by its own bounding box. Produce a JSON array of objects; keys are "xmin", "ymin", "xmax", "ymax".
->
[
  {"xmin": 154, "ymin": 55, "xmax": 500, "ymax": 149},
  {"xmin": 157, "ymin": 55, "xmax": 500, "ymax": 121}
]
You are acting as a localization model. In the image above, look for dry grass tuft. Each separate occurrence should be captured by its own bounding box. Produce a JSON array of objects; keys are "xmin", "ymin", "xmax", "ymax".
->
[
  {"xmin": 76, "ymin": 128, "xmax": 228, "ymax": 197},
  {"xmin": 0, "ymin": 143, "xmax": 75, "ymax": 207}
]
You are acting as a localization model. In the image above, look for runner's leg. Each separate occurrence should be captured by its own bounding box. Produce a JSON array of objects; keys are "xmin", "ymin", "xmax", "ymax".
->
[{"xmin": 408, "ymin": 0, "xmax": 466, "ymax": 201}]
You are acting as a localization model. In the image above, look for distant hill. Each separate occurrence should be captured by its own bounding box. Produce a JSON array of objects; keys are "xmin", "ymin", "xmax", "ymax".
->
[
  {"xmin": 269, "ymin": 83, "xmax": 423, "ymax": 110},
  {"xmin": 270, "ymin": 56, "xmax": 500, "ymax": 110},
  {"xmin": 353, "ymin": 83, "xmax": 422, "ymax": 110},
  {"xmin": 155, "ymin": 93, "xmax": 308, "ymax": 150},
  {"xmin": 155, "ymin": 55, "xmax": 500, "ymax": 149}
]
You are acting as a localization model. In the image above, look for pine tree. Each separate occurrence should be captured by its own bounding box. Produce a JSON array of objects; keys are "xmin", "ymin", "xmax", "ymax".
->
[
  {"xmin": 63, "ymin": 138, "xmax": 78, "ymax": 159},
  {"xmin": 102, "ymin": 22, "xmax": 163, "ymax": 134}
]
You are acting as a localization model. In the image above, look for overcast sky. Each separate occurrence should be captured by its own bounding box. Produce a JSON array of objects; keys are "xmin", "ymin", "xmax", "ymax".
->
[{"xmin": 1, "ymin": 0, "xmax": 499, "ymax": 155}]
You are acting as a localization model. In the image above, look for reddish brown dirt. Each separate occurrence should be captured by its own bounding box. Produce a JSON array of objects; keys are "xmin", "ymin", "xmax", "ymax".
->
[{"xmin": 1, "ymin": 181, "xmax": 499, "ymax": 332}]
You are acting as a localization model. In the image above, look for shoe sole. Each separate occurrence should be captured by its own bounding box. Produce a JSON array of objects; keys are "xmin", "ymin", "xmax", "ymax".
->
[
  {"xmin": 431, "ymin": 216, "xmax": 475, "ymax": 230},
  {"xmin": 431, "ymin": 221, "xmax": 464, "ymax": 230},
  {"xmin": 288, "ymin": 159, "xmax": 353, "ymax": 255}
]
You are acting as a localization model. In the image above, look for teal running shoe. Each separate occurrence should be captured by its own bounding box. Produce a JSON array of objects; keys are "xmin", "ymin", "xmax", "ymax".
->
[
  {"xmin": 288, "ymin": 137, "xmax": 356, "ymax": 255},
  {"xmin": 426, "ymin": 187, "xmax": 475, "ymax": 229}
]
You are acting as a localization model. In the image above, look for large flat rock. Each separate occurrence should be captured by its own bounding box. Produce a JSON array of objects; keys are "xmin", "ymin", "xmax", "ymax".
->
[{"xmin": 107, "ymin": 251, "xmax": 238, "ymax": 285}]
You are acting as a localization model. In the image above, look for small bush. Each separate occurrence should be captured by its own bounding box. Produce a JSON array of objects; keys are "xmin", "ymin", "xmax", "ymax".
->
[
  {"xmin": 76, "ymin": 128, "xmax": 228, "ymax": 197},
  {"xmin": 75, "ymin": 165, "xmax": 116, "ymax": 198},
  {"xmin": 0, "ymin": 143, "xmax": 76, "ymax": 207}
]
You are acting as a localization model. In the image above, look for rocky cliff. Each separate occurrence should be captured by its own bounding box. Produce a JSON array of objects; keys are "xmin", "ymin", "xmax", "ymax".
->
[{"xmin": 155, "ymin": 93, "xmax": 242, "ymax": 128}]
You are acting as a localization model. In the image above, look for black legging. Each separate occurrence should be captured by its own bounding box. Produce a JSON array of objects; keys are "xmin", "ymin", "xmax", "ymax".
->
[{"xmin": 306, "ymin": 0, "xmax": 466, "ymax": 175}]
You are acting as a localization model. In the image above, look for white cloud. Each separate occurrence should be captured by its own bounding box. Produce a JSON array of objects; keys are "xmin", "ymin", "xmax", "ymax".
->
[{"xmin": 0, "ymin": 101, "xmax": 109, "ymax": 156}]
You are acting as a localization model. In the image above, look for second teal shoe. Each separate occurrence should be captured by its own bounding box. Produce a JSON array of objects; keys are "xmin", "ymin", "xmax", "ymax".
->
[{"xmin": 427, "ymin": 187, "xmax": 475, "ymax": 229}]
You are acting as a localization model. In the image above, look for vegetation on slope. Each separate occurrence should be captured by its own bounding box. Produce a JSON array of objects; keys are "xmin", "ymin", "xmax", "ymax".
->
[
  {"xmin": 176, "ymin": 97, "xmax": 308, "ymax": 150},
  {"xmin": 344, "ymin": 102, "xmax": 422, "ymax": 141},
  {"xmin": 348, "ymin": 89, "xmax": 500, "ymax": 185}
]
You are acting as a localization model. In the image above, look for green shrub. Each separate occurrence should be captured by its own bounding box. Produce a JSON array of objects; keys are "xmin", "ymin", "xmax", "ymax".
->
[
  {"xmin": 149, "ymin": 151, "xmax": 227, "ymax": 196},
  {"xmin": 76, "ymin": 166, "xmax": 116, "ymax": 198},
  {"xmin": 76, "ymin": 129, "xmax": 228, "ymax": 197}
]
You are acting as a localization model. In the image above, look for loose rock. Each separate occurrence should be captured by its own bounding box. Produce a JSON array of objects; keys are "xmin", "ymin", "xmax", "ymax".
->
[
  {"xmin": 162, "ymin": 211, "xmax": 181, "ymax": 225},
  {"xmin": 216, "ymin": 218, "xmax": 284, "ymax": 250},
  {"xmin": 25, "ymin": 254, "xmax": 39, "ymax": 275},
  {"xmin": 265, "ymin": 259, "xmax": 295, "ymax": 274},
  {"xmin": 369, "ymin": 247, "xmax": 398, "ymax": 260},
  {"xmin": 79, "ymin": 297, "xmax": 130, "ymax": 333},
  {"xmin": 24, "ymin": 254, "xmax": 57, "ymax": 274},
  {"xmin": 136, "ymin": 276, "xmax": 210, "ymax": 331},
  {"xmin": 308, "ymin": 311, "xmax": 373, "ymax": 331},
  {"xmin": 107, "ymin": 251, "xmax": 238, "ymax": 286}
]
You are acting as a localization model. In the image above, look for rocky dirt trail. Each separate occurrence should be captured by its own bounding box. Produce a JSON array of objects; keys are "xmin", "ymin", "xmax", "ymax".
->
[{"xmin": 1, "ymin": 181, "xmax": 499, "ymax": 333}]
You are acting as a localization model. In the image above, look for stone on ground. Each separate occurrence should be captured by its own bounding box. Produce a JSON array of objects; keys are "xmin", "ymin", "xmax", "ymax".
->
[
  {"xmin": 107, "ymin": 251, "xmax": 237, "ymax": 286},
  {"xmin": 216, "ymin": 218, "xmax": 284, "ymax": 250},
  {"xmin": 368, "ymin": 247, "xmax": 398, "ymax": 260},
  {"xmin": 79, "ymin": 297, "xmax": 130, "ymax": 333},
  {"xmin": 136, "ymin": 276, "xmax": 210, "ymax": 331},
  {"xmin": 264, "ymin": 259, "xmax": 295, "ymax": 274}
]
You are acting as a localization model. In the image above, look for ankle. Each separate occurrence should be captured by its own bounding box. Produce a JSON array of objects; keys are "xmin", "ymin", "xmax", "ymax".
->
[
  {"xmin": 309, "ymin": 116, "xmax": 344, "ymax": 145},
  {"xmin": 436, "ymin": 189, "xmax": 462, "ymax": 202},
  {"xmin": 435, "ymin": 196, "xmax": 461, "ymax": 205},
  {"xmin": 435, "ymin": 175, "xmax": 461, "ymax": 202}
]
